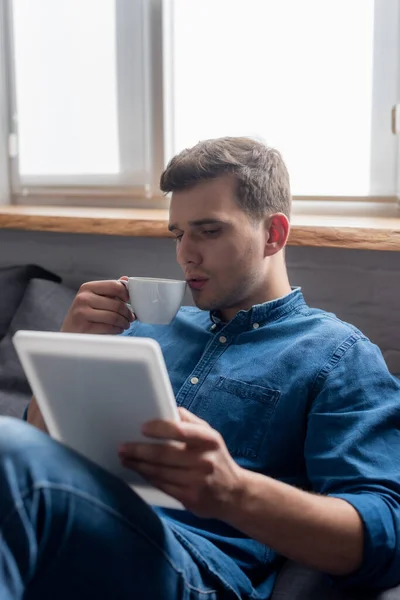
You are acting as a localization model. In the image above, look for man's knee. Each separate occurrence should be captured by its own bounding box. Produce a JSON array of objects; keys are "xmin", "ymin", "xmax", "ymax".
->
[
  {"xmin": 0, "ymin": 416, "xmax": 46, "ymax": 456},
  {"xmin": 0, "ymin": 417, "xmax": 65, "ymax": 496}
]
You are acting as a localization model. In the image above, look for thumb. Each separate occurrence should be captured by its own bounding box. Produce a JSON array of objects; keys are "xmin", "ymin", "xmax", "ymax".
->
[
  {"xmin": 119, "ymin": 275, "xmax": 129, "ymax": 282},
  {"xmin": 178, "ymin": 407, "xmax": 208, "ymax": 426}
]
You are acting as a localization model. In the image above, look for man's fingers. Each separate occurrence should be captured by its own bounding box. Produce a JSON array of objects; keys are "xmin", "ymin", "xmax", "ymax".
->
[
  {"xmin": 141, "ymin": 420, "xmax": 221, "ymax": 450},
  {"xmin": 118, "ymin": 440, "xmax": 213, "ymax": 470},
  {"xmin": 86, "ymin": 309, "xmax": 131, "ymax": 330},
  {"xmin": 178, "ymin": 407, "xmax": 208, "ymax": 425},
  {"xmin": 120, "ymin": 457, "xmax": 201, "ymax": 487},
  {"xmin": 85, "ymin": 292, "xmax": 134, "ymax": 322},
  {"xmin": 79, "ymin": 280, "xmax": 129, "ymax": 303},
  {"xmin": 152, "ymin": 481, "xmax": 187, "ymax": 499},
  {"xmin": 61, "ymin": 278, "xmax": 135, "ymax": 334},
  {"xmin": 121, "ymin": 460, "xmax": 191, "ymax": 489}
]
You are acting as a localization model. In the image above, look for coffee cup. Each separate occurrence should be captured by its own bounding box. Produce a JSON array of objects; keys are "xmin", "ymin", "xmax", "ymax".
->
[{"xmin": 121, "ymin": 277, "xmax": 186, "ymax": 325}]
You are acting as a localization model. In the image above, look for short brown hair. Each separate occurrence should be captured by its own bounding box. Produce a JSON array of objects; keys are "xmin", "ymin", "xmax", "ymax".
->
[{"xmin": 160, "ymin": 137, "xmax": 291, "ymax": 220}]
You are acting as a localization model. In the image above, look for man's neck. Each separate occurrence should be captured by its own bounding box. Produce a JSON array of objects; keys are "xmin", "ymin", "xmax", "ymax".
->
[
  {"xmin": 219, "ymin": 265, "xmax": 292, "ymax": 323},
  {"xmin": 263, "ymin": 269, "xmax": 292, "ymax": 303}
]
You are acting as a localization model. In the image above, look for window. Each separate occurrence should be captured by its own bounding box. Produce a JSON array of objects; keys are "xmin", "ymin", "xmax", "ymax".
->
[
  {"xmin": 3, "ymin": 0, "xmax": 166, "ymax": 205},
  {"xmin": 170, "ymin": 0, "xmax": 400, "ymax": 198},
  {"xmin": 1, "ymin": 0, "xmax": 399, "ymax": 205},
  {"xmin": 14, "ymin": 0, "xmax": 120, "ymax": 179}
]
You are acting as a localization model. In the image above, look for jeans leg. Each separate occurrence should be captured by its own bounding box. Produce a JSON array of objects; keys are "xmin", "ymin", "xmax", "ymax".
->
[{"xmin": 0, "ymin": 417, "xmax": 230, "ymax": 600}]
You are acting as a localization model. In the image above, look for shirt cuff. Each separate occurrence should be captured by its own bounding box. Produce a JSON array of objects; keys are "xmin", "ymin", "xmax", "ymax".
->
[{"xmin": 329, "ymin": 492, "xmax": 400, "ymax": 590}]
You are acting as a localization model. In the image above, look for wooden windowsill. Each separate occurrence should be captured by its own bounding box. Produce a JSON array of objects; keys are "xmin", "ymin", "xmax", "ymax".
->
[{"xmin": 0, "ymin": 202, "xmax": 399, "ymax": 251}]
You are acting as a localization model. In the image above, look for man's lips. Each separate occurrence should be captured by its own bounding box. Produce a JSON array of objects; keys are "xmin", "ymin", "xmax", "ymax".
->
[{"xmin": 187, "ymin": 278, "xmax": 208, "ymax": 291}]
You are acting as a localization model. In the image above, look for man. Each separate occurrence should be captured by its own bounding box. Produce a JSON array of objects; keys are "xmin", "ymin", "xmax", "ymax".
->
[{"xmin": 1, "ymin": 137, "xmax": 400, "ymax": 599}]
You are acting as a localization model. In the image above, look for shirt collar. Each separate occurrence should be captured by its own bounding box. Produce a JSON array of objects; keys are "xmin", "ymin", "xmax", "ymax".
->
[{"xmin": 210, "ymin": 287, "xmax": 305, "ymax": 331}]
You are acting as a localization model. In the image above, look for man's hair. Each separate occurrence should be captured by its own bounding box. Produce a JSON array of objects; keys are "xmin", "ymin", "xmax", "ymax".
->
[{"xmin": 160, "ymin": 136, "xmax": 291, "ymax": 220}]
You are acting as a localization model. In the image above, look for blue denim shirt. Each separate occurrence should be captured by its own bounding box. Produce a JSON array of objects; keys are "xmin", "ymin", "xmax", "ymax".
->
[{"xmin": 123, "ymin": 288, "xmax": 400, "ymax": 596}]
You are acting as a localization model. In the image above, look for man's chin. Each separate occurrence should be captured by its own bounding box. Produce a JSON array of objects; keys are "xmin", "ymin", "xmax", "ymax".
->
[
  {"xmin": 191, "ymin": 294, "xmax": 219, "ymax": 313},
  {"xmin": 190, "ymin": 290, "xmax": 209, "ymax": 310},
  {"xmin": 192, "ymin": 298, "xmax": 209, "ymax": 311}
]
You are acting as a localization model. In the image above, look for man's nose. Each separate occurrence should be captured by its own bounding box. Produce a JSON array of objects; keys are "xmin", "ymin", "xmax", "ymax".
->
[{"xmin": 176, "ymin": 235, "xmax": 202, "ymax": 266}]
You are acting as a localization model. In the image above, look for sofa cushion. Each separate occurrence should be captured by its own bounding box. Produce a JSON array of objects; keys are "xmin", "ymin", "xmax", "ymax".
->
[
  {"xmin": 0, "ymin": 277, "xmax": 76, "ymax": 418},
  {"xmin": 0, "ymin": 264, "xmax": 61, "ymax": 342},
  {"xmin": 271, "ymin": 560, "xmax": 400, "ymax": 599}
]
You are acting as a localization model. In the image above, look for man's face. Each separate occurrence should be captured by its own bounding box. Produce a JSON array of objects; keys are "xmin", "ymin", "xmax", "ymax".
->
[{"xmin": 168, "ymin": 175, "xmax": 268, "ymax": 318}]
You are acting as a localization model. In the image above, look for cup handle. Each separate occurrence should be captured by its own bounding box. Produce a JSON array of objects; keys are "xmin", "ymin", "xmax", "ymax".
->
[{"xmin": 118, "ymin": 278, "xmax": 134, "ymax": 315}]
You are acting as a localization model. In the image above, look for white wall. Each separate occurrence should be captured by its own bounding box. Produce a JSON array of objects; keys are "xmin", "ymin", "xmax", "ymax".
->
[{"xmin": 0, "ymin": 229, "xmax": 399, "ymax": 373}]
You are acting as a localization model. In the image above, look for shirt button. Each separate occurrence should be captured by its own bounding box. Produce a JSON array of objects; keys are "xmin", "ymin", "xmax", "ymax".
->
[
  {"xmin": 253, "ymin": 322, "xmax": 260, "ymax": 329},
  {"xmin": 219, "ymin": 336, "xmax": 227, "ymax": 344},
  {"xmin": 190, "ymin": 377, "xmax": 199, "ymax": 385},
  {"xmin": 210, "ymin": 324, "xmax": 217, "ymax": 331}
]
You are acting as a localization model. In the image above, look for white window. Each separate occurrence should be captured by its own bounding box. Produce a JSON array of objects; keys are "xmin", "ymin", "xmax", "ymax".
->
[
  {"xmin": 3, "ymin": 0, "xmax": 166, "ymax": 206},
  {"xmin": 170, "ymin": 0, "xmax": 400, "ymax": 198},
  {"xmin": 1, "ymin": 0, "xmax": 399, "ymax": 205}
]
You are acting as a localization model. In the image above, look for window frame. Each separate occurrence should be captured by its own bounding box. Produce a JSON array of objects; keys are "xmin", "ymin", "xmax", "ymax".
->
[
  {"xmin": 368, "ymin": 0, "xmax": 400, "ymax": 198},
  {"xmin": 0, "ymin": 0, "xmax": 10, "ymax": 205}
]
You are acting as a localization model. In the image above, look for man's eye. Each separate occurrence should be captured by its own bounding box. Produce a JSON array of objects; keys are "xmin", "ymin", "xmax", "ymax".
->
[{"xmin": 203, "ymin": 229, "xmax": 220, "ymax": 236}]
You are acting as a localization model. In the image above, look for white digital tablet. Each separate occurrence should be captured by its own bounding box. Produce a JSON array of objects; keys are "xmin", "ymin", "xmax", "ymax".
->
[{"xmin": 13, "ymin": 330, "xmax": 183, "ymax": 510}]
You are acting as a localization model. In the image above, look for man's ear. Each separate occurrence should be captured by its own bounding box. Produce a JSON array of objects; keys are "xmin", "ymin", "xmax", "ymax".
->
[{"xmin": 264, "ymin": 213, "xmax": 290, "ymax": 257}]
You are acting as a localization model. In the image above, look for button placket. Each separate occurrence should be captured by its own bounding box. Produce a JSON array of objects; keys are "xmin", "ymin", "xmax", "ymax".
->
[{"xmin": 175, "ymin": 331, "xmax": 232, "ymax": 408}]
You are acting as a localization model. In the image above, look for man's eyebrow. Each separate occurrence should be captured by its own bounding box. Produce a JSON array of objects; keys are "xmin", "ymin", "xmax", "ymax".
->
[
  {"xmin": 189, "ymin": 219, "xmax": 226, "ymax": 227},
  {"xmin": 168, "ymin": 219, "xmax": 226, "ymax": 232}
]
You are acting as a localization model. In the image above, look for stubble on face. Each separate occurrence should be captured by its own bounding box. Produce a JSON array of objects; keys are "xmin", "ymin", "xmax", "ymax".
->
[
  {"xmin": 169, "ymin": 175, "xmax": 268, "ymax": 320},
  {"xmin": 190, "ymin": 231, "xmax": 264, "ymax": 316}
]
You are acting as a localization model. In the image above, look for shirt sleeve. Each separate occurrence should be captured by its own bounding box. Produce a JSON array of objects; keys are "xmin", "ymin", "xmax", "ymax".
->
[
  {"xmin": 120, "ymin": 321, "xmax": 139, "ymax": 337},
  {"xmin": 305, "ymin": 333, "xmax": 400, "ymax": 590}
]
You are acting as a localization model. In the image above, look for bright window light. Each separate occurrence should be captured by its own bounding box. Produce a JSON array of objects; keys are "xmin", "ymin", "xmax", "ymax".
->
[
  {"xmin": 13, "ymin": 0, "xmax": 120, "ymax": 177},
  {"xmin": 171, "ymin": 0, "xmax": 375, "ymax": 196}
]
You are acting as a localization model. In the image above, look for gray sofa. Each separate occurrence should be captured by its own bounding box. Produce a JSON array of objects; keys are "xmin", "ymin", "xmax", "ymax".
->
[
  {"xmin": 271, "ymin": 561, "xmax": 400, "ymax": 599},
  {"xmin": 1, "ymin": 264, "xmax": 399, "ymax": 599},
  {"xmin": 0, "ymin": 265, "xmax": 76, "ymax": 417}
]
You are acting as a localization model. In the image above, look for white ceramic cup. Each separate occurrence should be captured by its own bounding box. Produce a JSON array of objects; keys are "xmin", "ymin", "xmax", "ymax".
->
[{"xmin": 122, "ymin": 277, "xmax": 186, "ymax": 325}]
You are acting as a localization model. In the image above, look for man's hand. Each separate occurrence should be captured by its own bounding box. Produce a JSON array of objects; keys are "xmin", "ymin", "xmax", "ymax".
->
[
  {"xmin": 118, "ymin": 407, "xmax": 244, "ymax": 518},
  {"xmin": 61, "ymin": 278, "xmax": 134, "ymax": 334}
]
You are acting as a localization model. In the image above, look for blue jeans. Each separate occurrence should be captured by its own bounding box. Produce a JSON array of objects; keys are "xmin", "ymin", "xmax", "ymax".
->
[{"xmin": 0, "ymin": 417, "xmax": 250, "ymax": 600}]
